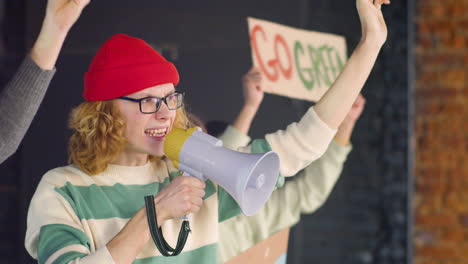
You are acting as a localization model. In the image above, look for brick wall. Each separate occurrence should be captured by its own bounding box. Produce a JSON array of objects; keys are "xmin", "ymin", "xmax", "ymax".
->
[{"xmin": 414, "ymin": 0, "xmax": 468, "ymax": 263}]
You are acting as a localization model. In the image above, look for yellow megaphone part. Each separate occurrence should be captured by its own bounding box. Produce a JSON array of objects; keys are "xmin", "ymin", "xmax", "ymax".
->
[{"xmin": 163, "ymin": 127, "xmax": 199, "ymax": 169}]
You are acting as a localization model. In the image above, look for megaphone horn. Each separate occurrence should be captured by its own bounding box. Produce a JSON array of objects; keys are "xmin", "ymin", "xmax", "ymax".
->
[{"xmin": 164, "ymin": 127, "xmax": 280, "ymax": 216}]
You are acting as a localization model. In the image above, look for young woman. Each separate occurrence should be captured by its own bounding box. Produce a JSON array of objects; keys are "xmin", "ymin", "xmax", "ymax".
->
[{"xmin": 25, "ymin": 0, "xmax": 390, "ymax": 263}]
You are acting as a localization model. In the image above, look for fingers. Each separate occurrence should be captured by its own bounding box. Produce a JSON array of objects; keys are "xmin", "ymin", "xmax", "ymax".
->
[
  {"xmin": 177, "ymin": 176, "xmax": 205, "ymax": 200},
  {"xmin": 360, "ymin": 96, "xmax": 367, "ymax": 106},
  {"xmin": 244, "ymin": 68, "xmax": 263, "ymax": 94},
  {"xmin": 73, "ymin": 0, "xmax": 91, "ymax": 8},
  {"xmin": 354, "ymin": 94, "xmax": 366, "ymax": 106},
  {"xmin": 373, "ymin": 0, "xmax": 382, "ymax": 10},
  {"xmin": 175, "ymin": 175, "xmax": 205, "ymax": 189},
  {"xmin": 182, "ymin": 187, "xmax": 205, "ymax": 214},
  {"xmin": 248, "ymin": 66, "xmax": 261, "ymax": 73},
  {"xmin": 191, "ymin": 187, "xmax": 206, "ymax": 198},
  {"xmin": 155, "ymin": 176, "xmax": 206, "ymax": 218},
  {"xmin": 183, "ymin": 200, "xmax": 202, "ymax": 214},
  {"xmin": 373, "ymin": 0, "xmax": 390, "ymax": 10},
  {"xmin": 244, "ymin": 70, "xmax": 262, "ymax": 82}
]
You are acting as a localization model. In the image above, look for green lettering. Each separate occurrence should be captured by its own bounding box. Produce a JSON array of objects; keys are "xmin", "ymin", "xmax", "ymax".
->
[{"xmin": 293, "ymin": 41, "xmax": 314, "ymax": 91}]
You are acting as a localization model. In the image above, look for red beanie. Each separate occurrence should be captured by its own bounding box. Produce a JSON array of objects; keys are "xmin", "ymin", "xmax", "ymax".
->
[{"xmin": 83, "ymin": 34, "xmax": 179, "ymax": 101}]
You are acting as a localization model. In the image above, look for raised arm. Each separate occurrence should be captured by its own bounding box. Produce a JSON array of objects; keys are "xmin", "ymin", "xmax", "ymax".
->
[
  {"xmin": 259, "ymin": 0, "xmax": 389, "ymax": 176},
  {"xmin": 0, "ymin": 0, "xmax": 90, "ymax": 163},
  {"xmin": 314, "ymin": 0, "xmax": 389, "ymax": 129},
  {"xmin": 219, "ymin": 95, "xmax": 366, "ymax": 262},
  {"xmin": 231, "ymin": 67, "xmax": 264, "ymax": 134},
  {"xmin": 26, "ymin": 170, "xmax": 205, "ymax": 264},
  {"xmin": 219, "ymin": 67, "xmax": 263, "ymax": 149},
  {"xmin": 31, "ymin": 0, "xmax": 91, "ymax": 69}
]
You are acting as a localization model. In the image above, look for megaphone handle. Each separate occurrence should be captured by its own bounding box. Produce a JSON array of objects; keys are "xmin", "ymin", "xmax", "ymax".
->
[
  {"xmin": 144, "ymin": 195, "xmax": 191, "ymax": 256},
  {"xmin": 179, "ymin": 173, "xmax": 191, "ymax": 221},
  {"xmin": 180, "ymin": 215, "xmax": 189, "ymax": 220}
]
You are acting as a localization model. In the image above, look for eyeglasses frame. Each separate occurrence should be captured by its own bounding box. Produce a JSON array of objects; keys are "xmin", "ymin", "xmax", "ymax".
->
[{"xmin": 118, "ymin": 91, "xmax": 184, "ymax": 114}]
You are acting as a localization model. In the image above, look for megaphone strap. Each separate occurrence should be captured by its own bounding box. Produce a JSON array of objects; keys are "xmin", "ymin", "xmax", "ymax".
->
[{"xmin": 144, "ymin": 195, "xmax": 191, "ymax": 256}]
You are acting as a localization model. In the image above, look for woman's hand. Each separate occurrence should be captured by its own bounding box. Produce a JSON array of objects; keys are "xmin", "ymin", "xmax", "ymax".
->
[
  {"xmin": 45, "ymin": 0, "xmax": 91, "ymax": 34},
  {"xmin": 334, "ymin": 94, "xmax": 366, "ymax": 146},
  {"xmin": 232, "ymin": 67, "xmax": 265, "ymax": 135},
  {"xmin": 107, "ymin": 177, "xmax": 205, "ymax": 264},
  {"xmin": 31, "ymin": 0, "xmax": 91, "ymax": 69},
  {"xmin": 154, "ymin": 176, "xmax": 206, "ymax": 223},
  {"xmin": 344, "ymin": 93, "xmax": 366, "ymax": 123},
  {"xmin": 242, "ymin": 67, "xmax": 265, "ymax": 109},
  {"xmin": 356, "ymin": 0, "xmax": 390, "ymax": 47}
]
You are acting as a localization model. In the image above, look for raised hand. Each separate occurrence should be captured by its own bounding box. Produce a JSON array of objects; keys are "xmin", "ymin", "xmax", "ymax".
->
[
  {"xmin": 31, "ymin": 0, "xmax": 91, "ymax": 69},
  {"xmin": 231, "ymin": 67, "xmax": 265, "ymax": 135},
  {"xmin": 334, "ymin": 94, "xmax": 366, "ymax": 146},
  {"xmin": 242, "ymin": 67, "xmax": 264, "ymax": 109},
  {"xmin": 356, "ymin": 0, "xmax": 390, "ymax": 47},
  {"xmin": 45, "ymin": 0, "xmax": 91, "ymax": 33},
  {"xmin": 344, "ymin": 93, "xmax": 366, "ymax": 123}
]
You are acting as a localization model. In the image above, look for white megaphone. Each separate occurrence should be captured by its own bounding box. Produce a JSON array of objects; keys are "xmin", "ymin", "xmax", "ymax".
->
[{"xmin": 164, "ymin": 127, "xmax": 280, "ymax": 216}]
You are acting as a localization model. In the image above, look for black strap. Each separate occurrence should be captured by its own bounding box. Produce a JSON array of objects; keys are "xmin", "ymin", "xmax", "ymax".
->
[{"xmin": 144, "ymin": 195, "xmax": 191, "ymax": 256}]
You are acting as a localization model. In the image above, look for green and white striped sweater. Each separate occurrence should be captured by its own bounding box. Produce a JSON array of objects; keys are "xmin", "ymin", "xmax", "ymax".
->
[
  {"xmin": 25, "ymin": 139, "xmax": 276, "ymax": 264},
  {"xmin": 26, "ymin": 107, "xmax": 336, "ymax": 263}
]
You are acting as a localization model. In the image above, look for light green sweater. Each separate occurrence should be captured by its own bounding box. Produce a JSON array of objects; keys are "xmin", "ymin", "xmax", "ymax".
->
[{"xmin": 218, "ymin": 126, "xmax": 351, "ymax": 262}]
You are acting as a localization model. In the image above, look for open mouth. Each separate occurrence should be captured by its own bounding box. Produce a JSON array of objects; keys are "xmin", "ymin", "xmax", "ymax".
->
[{"xmin": 144, "ymin": 127, "xmax": 168, "ymax": 138}]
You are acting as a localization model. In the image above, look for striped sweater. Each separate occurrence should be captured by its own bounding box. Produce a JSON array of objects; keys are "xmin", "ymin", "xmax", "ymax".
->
[
  {"xmin": 25, "ymin": 107, "xmax": 336, "ymax": 263},
  {"xmin": 26, "ymin": 157, "xmax": 239, "ymax": 264},
  {"xmin": 25, "ymin": 139, "xmax": 276, "ymax": 264}
]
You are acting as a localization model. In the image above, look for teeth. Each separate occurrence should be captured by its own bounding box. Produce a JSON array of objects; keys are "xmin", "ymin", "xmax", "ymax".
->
[{"xmin": 145, "ymin": 128, "xmax": 167, "ymax": 137}]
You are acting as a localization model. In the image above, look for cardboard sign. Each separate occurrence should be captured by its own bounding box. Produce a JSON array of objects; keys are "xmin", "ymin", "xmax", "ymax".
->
[
  {"xmin": 226, "ymin": 228, "xmax": 290, "ymax": 264},
  {"xmin": 248, "ymin": 17, "xmax": 348, "ymax": 102}
]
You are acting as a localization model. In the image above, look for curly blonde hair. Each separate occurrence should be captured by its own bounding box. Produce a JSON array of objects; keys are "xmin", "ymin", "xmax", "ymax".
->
[{"xmin": 68, "ymin": 100, "xmax": 190, "ymax": 175}]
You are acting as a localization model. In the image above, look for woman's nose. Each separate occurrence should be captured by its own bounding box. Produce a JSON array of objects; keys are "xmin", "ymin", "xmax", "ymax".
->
[{"xmin": 154, "ymin": 101, "xmax": 171, "ymax": 120}]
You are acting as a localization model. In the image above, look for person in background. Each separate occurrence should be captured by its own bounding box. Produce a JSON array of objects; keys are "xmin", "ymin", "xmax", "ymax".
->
[
  {"xmin": 214, "ymin": 67, "xmax": 366, "ymax": 262},
  {"xmin": 0, "ymin": 0, "xmax": 90, "ymax": 164}
]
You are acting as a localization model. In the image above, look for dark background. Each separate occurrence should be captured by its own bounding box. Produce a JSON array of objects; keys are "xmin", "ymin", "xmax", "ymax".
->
[{"xmin": 0, "ymin": 0, "xmax": 411, "ymax": 263}]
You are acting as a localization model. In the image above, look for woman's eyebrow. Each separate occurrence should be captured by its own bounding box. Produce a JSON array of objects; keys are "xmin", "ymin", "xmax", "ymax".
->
[{"xmin": 137, "ymin": 90, "xmax": 175, "ymax": 98}]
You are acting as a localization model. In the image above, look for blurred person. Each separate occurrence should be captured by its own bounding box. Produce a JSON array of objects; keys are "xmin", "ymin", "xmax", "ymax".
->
[
  {"xmin": 215, "ymin": 68, "xmax": 366, "ymax": 262},
  {"xmin": 0, "ymin": 0, "xmax": 90, "ymax": 164}
]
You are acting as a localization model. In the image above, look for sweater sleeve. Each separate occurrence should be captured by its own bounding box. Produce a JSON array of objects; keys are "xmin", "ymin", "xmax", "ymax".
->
[
  {"xmin": 0, "ymin": 56, "xmax": 55, "ymax": 163},
  {"xmin": 264, "ymin": 107, "xmax": 337, "ymax": 177},
  {"xmin": 218, "ymin": 125, "xmax": 251, "ymax": 150},
  {"xmin": 218, "ymin": 141, "xmax": 351, "ymax": 262},
  {"xmin": 25, "ymin": 171, "xmax": 115, "ymax": 264},
  {"xmin": 288, "ymin": 140, "xmax": 352, "ymax": 215}
]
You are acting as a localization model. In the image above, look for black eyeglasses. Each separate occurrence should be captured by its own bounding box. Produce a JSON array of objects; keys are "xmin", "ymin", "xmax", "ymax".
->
[{"xmin": 118, "ymin": 92, "xmax": 184, "ymax": 114}]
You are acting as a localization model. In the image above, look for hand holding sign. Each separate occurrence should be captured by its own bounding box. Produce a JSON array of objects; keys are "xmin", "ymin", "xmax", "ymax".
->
[
  {"xmin": 242, "ymin": 67, "xmax": 265, "ymax": 109},
  {"xmin": 346, "ymin": 94, "xmax": 366, "ymax": 123},
  {"xmin": 334, "ymin": 94, "xmax": 367, "ymax": 146},
  {"xmin": 247, "ymin": 17, "xmax": 347, "ymax": 102},
  {"xmin": 249, "ymin": 0, "xmax": 390, "ymax": 130}
]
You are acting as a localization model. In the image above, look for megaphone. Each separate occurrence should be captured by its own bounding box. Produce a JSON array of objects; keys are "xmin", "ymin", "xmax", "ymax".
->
[{"xmin": 164, "ymin": 127, "xmax": 280, "ymax": 216}]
